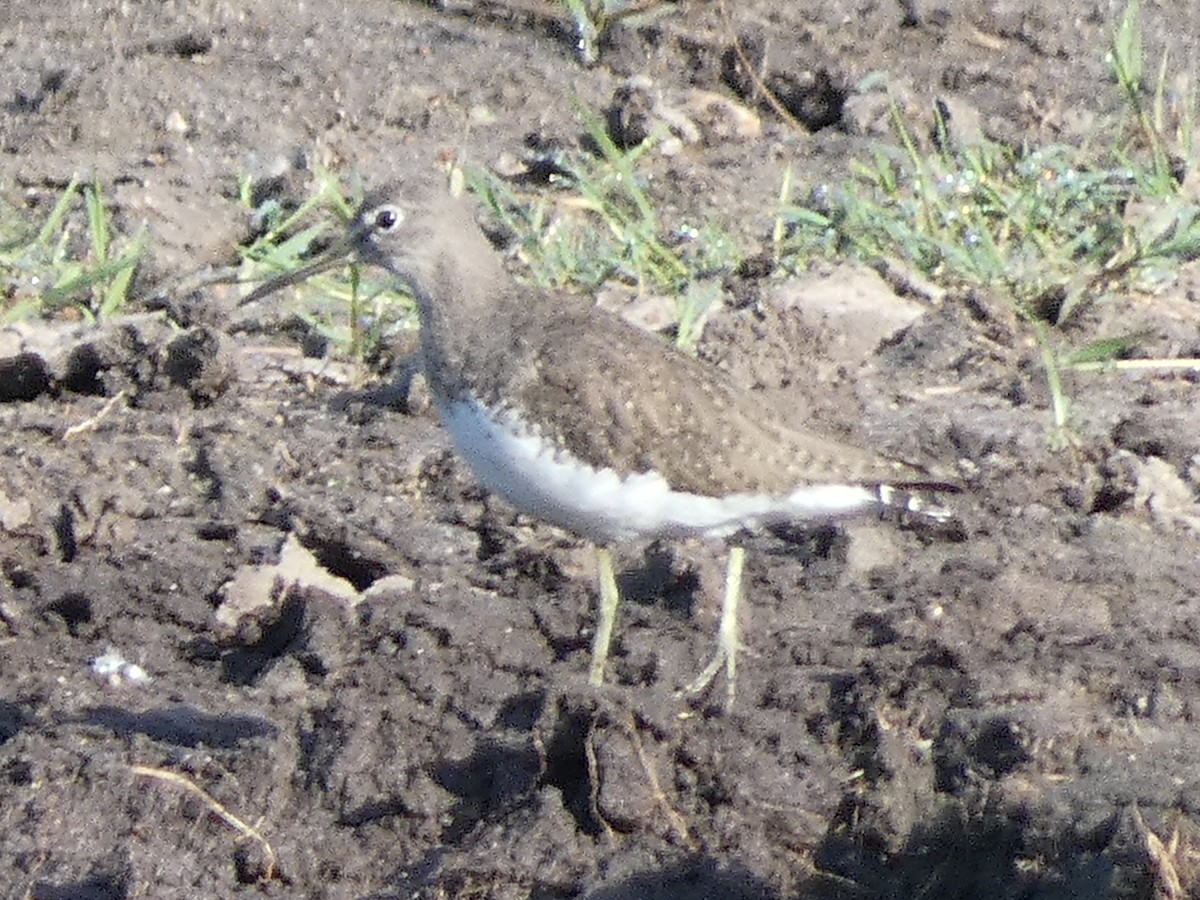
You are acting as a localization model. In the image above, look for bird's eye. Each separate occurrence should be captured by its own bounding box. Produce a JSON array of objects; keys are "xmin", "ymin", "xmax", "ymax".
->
[{"xmin": 372, "ymin": 205, "xmax": 403, "ymax": 232}]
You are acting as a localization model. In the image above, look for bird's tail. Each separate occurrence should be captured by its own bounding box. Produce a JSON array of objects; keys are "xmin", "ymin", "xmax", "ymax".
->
[{"xmin": 876, "ymin": 482, "xmax": 966, "ymax": 541}]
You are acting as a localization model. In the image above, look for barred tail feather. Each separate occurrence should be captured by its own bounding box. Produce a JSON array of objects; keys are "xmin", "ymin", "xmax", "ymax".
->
[{"xmin": 876, "ymin": 482, "xmax": 965, "ymax": 541}]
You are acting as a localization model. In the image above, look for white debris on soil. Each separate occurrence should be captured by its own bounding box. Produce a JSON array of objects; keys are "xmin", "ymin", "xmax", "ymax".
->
[{"xmin": 89, "ymin": 647, "xmax": 152, "ymax": 688}]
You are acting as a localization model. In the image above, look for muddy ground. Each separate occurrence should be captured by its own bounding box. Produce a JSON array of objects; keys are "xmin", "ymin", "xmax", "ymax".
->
[{"xmin": 2, "ymin": 1, "xmax": 1200, "ymax": 898}]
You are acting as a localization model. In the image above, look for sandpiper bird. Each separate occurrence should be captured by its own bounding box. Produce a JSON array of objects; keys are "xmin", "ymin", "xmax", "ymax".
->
[{"xmin": 243, "ymin": 178, "xmax": 959, "ymax": 711}]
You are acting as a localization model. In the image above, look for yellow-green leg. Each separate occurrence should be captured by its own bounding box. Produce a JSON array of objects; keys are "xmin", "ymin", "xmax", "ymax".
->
[
  {"xmin": 679, "ymin": 545, "xmax": 745, "ymax": 713},
  {"xmin": 590, "ymin": 546, "xmax": 620, "ymax": 685}
]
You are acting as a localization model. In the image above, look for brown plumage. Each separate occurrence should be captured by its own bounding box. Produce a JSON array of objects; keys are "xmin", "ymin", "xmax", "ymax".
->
[
  {"xmin": 245, "ymin": 180, "xmax": 961, "ymax": 711},
  {"xmin": 349, "ymin": 184, "xmax": 954, "ymax": 498}
]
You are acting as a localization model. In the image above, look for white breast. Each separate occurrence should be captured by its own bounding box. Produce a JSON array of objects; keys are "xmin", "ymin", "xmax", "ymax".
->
[{"xmin": 436, "ymin": 398, "xmax": 882, "ymax": 545}]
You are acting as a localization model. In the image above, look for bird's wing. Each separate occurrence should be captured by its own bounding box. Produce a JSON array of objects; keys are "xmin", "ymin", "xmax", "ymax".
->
[{"xmin": 506, "ymin": 302, "xmax": 944, "ymax": 497}]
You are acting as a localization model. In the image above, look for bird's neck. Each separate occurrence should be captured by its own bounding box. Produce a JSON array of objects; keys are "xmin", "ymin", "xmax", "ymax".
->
[{"xmin": 411, "ymin": 251, "xmax": 512, "ymax": 403}]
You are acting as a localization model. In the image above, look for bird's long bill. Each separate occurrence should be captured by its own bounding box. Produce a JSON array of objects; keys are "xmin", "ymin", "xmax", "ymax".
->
[{"xmin": 238, "ymin": 230, "xmax": 363, "ymax": 307}]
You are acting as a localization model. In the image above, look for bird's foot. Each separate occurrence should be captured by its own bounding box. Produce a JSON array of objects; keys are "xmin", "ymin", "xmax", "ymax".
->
[
  {"xmin": 678, "ymin": 544, "xmax": 747, "ymax": 714},
  {"xmin": 677, "ymin": 641, "xmax": 739, "ymax": 714},
  {"xmin": 678, "ymin": 611, "xmax": 749, "ymax": 714}
]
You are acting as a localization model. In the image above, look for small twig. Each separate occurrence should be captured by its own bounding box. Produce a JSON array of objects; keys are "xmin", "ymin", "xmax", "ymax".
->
[
  {"xmin": 717, "ymin": 0, "xmax": 805, "ymax": 132},
  {"xmin": 130, "ymin": 764, "xmax": 277, "ymax": 881},
  {"xmin": 1065, "ymin": 357, "xmax": 1200, "ymax": 372},
  {"xmin": 582, "ymin": 715, "xmax": 616, "ymax": 840},
  {"xmin": 1133, "ymin": 807, "xmax": 1183, "ymax": 900},
  {"xmin": 623, "ymin": 714, "xmax": 696, "ymax": 850},
  {"xmin": 62, "ymin": 389, "xmax": 129, "ymax": 441}
]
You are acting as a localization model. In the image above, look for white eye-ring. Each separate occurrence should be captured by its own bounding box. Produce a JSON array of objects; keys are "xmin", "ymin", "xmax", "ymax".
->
[{"xmin": 370, "ymin": 204, "xmax": 404, "ymax": 232}]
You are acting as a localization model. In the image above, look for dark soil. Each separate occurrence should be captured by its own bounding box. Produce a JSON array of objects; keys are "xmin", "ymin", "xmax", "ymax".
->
[{"xmin": 2, "ymin": 2, "xmax": 1200, "ymax": 898}]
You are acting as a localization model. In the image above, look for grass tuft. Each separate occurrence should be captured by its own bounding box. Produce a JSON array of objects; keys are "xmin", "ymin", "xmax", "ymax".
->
[
  {"xmin": 774, "ymin": 0, "xmax": 1199, "ymax": 440},
  {"xmin": 557, "ymin": 0, "xmax": 674, "ymax": 66},
  {"xmin": 236, "ymin": 166, "xmax": 417, "ymax": 364},
  {"xmin": 0, "ymin": 177, "xmax": 144, "ymax": 324},
  {"xmin": 467, "ymin": 103, "xmax": 741, "ymax": 349}
]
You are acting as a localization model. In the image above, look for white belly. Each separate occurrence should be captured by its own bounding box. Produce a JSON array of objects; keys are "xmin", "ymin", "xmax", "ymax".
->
[{"xmin": 436, "ymin": 398, "xmax": 880, "ymax": 545}]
